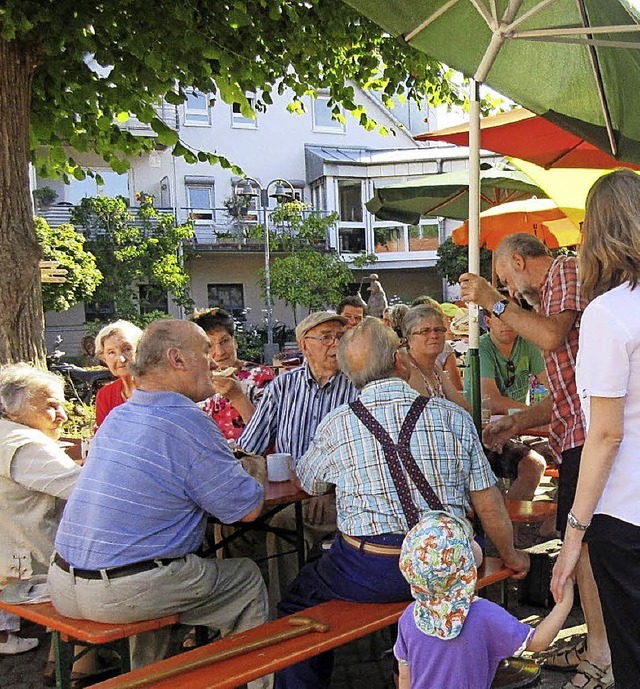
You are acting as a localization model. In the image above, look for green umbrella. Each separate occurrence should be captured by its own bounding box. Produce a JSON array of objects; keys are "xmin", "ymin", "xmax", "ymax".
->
[
  {"xmin": 344, "ymin": 0, "xmax": 640, "ymax": 426},
  {"xmin": 366, "ymin": 167, "xmax": 545, "ymax": 226}
]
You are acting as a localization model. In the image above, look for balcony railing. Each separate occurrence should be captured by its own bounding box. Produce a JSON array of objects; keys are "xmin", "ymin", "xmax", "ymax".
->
[{"xmin": 37, "ymin": 204, "xmax": 335, "ymax": 251}]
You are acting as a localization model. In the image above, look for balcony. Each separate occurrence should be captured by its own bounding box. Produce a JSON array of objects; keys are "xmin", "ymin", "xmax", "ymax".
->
[{"xmin": 38, "ymin": 204, "xmax": 335, "ymax": 253}]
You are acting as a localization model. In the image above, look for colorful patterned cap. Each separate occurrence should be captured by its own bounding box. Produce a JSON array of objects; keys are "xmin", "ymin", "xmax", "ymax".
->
[{"xmin": 399, "ymin": 511, "xmax": 477, "ymax": 640}]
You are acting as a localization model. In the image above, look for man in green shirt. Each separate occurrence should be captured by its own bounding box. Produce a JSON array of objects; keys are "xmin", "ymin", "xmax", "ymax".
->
[{"xmin": 465, "ymin": 311, "xmax": 549, "ymax": 501}]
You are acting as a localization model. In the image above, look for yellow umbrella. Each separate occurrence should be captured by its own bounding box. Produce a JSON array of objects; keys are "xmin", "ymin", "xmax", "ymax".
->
[
  {"xmin": 452, "ymin": 198, "xmax": 582, "ymax": 251},
  {"xmin": 508, "ymin": 158, "xmax": 621, "ymax": 225}
]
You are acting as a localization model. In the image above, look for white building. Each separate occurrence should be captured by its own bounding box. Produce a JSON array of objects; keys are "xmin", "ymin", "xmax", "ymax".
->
[{"xmin": 38, "ymin": 85, "xmax": 481, "ymax": 355}]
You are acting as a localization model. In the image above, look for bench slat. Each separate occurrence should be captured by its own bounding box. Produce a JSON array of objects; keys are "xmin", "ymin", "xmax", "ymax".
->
[
  {"xmin": 0, "ymin": 600, "xmax": 178, "ymax": 644},
  {"xmin": 93, "ymin": 557, "xmax": 513, "ymax": 689}
]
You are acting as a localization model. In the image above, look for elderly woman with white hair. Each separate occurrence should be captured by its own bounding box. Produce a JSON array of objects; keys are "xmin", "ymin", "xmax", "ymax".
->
[
  {"xmin": 0, "ymin": 363, "xmax": 80, "ymax": 655},
  {"xmin": 94, "ymin": 320, "xmax": 143, "ymax": 426}
]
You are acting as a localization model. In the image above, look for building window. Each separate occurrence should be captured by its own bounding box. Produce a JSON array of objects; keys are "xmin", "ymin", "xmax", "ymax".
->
[
  {"xmin": 231, "ymin": 94, "xmax": 258, "ymax": 129},
  {"xmin": 312, "ymin": 93, "xmax": 346, "ymax": 133},
  {"xmin": 408, "ymin": 222, "xmax": 440, "ymax": 252},
  {"xmin": 374, "ymin": 226, "xmax": 403, "ymax": 253},
  {"xmin": 186, "ymin": 183, "xmax": 214, "ymax": 221},
  {"xmin": 208, "ymin": 284, "xmax": 245, "ymax": 320},
  {"xmin": 138, "ymin": 285, "xmax": 169, "ymax": 315},
  {"xmin": 184, "ymin": 90, "xmax": 211, "ymax": 125},
  {"xmin": 84, "ymin": 300, "xmax": 115, "ymax": 323},
  {"xmin": 337, "ymin": 180, "xmax": 362, "ymax": 223},
  {"xmin": 338, "ymin": 227, "xmax": 366, "ymax": 253},
  {"xmin": 68, "ymin": 170, "xmax": 130, "ymax": 204}
]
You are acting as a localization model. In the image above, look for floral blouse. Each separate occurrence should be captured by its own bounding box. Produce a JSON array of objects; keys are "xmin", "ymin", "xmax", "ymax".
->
[{"xmin": 200, "ymin": 361, "xmax": 275, "ymax": 441}]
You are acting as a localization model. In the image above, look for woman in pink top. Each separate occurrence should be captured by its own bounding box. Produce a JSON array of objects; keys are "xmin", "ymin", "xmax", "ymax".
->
[
  {"xmin": 190, "ymin": 308, "xmax": 274, "ymax": 442},
  {"xmin": 94, "ymin": 320, "xmax": 142, "ymax": 426}
]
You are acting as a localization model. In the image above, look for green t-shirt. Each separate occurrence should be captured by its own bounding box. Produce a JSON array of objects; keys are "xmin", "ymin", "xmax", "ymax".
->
[{"xmin": 464, "ymin": 333, "xmax": 545, "ymax": 404}]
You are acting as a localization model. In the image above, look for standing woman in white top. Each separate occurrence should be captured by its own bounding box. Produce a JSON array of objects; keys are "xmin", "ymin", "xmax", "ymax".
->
[{"xmin": 551, "ymin": 168, "xmax": 640, "ymax": 689}]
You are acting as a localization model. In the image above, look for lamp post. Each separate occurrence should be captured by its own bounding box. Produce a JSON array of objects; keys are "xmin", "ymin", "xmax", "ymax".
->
[{"xmin": 233, "ymin": 177, "xmax": 295, "ymax": 364}]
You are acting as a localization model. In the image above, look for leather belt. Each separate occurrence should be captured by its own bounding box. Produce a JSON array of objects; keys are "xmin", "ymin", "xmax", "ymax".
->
[
  {"xmin": 341, "ymin": 534, "xmax": 403, "ymax": 557},
  {"xmin": 53, "ymin": 552, "xmax": 181, "ymax": 580}
]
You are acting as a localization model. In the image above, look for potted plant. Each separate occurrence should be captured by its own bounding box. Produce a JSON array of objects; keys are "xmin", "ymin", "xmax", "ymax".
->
[
  {"xmin": 32, "ymin": 186, "xmax": 58, "ymax": 210},
  {"xmin": 223, "ymin": 194, "xmax": 250, "ymax": 219}
]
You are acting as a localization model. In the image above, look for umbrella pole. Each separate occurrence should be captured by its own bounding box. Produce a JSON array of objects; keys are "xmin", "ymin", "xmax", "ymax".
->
[{"xmin": 468, "ymin": 79, "xmax": 482, "ymax": 431}]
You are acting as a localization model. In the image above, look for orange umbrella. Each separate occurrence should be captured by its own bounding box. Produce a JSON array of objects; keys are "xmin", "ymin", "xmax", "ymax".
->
[
  {"xmin": 452, "ymin": 198, "xmax": 582, "ymax": 251},
  {"xmin": 418, "ymin": 109, "xmax": 640, "ymax": 171}
]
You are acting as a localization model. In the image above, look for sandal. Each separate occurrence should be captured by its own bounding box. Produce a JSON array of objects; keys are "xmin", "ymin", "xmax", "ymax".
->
[
  {"xmin": 539, "ymin": 636, "xmax": 587, "ymax": 670},
  {"xmin": 561, "ymin": 660, "xmax": 614, "ymax": 689}
]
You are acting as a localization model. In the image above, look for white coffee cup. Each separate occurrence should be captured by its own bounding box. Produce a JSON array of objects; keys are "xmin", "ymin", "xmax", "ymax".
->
[{"xmin": 266, "ymin": 453, "xmax": 293, "ymax": 482}]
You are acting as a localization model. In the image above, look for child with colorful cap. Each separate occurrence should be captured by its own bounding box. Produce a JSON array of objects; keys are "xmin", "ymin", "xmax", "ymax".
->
[{"xmin": 395, "ymin": 511, "xmax": 575, "ymax": 689}]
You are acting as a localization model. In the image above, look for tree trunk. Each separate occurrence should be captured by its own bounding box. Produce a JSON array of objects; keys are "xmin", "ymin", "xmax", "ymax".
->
[{"xmin": 0, "ymin": 37, "xmax": 46, "ymax": 365}]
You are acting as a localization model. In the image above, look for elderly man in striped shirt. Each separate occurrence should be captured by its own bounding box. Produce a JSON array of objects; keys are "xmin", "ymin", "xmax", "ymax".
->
[
  {"xmin": 275, "ymin": 317, "xmax": 529, "ymax": 689},
  {"xmin": 238, "ymin": 311, "xmax": 358, "ymax": 597}
]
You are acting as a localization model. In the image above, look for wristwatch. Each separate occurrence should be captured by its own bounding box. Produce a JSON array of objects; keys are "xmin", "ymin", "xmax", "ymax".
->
[
  {"xmin": 492, "ymin": 298, "xmax": 510, "ymax": 319},
  {"xmin": 567, "ymin": 510, "xmax": 591, "ymax": 532}
]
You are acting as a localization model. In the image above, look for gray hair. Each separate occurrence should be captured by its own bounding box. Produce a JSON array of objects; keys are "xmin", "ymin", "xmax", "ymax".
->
[
  {"xmin": 495, "ymin": 233, "xmax": 552, "ymax": 259},
  {"xmin": 94, "ymin": 320, "xmax": 143, "ymax": 360},
  {"xmin": 390, "ymin": 304, "xmax": 409, "ymax": 333},
  {"xmin": 402, "ymin": 305, "xmax": 444, "ymax": 339},
  {"xmin": 337, "ymin": 318, "xmax": 400, "ymax": 389},
  {"xmin": 0, "ymin": 363, "xmax": 64, "ymax": 419},
  {"xmin": 129, "ymin": 319, "xmax": 198, "ymax": 378}
]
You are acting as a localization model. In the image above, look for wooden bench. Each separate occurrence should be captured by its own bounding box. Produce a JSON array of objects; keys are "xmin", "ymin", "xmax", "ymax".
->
[
  {"xmin": 0, "ymin": 597, "xmax": 178, "ymax": 689},
  {"xmin": 505, "ymin": 499, "xmax": 556, "ymax": 524},
  {"xmin": 93, "ymin": 557, "xmax": 515, "ymax": 689}
]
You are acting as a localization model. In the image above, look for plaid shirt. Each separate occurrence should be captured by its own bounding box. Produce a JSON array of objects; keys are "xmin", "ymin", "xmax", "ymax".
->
[
  {"xmin": 297, "ymin": 378, "xmax": 496, "ymax": 536},
  {"xmin": 539, "ymin": 256, "xmax": 589, "ymax": 459}
]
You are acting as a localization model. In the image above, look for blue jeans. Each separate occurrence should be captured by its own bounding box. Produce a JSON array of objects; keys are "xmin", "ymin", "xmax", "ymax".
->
[{"xmin": 275, "ymin": 532, "xmax": 410, "ymax": 689}]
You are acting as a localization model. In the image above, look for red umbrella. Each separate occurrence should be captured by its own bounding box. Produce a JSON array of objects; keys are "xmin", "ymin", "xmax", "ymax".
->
[{"xmin": 417, "ymin": 109, "xmax": 640, "ymax": 171}]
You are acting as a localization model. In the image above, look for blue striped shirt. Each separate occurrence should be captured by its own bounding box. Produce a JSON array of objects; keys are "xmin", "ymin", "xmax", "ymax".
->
[
  {"xmin": 55, "ymin": 390, "xmax": 263, "ymax": 569},
  {"xmin": 238, "ymin": 363, "xmax": 358, "ymax": 461},
  {"xmin": 297, "ymin": 378, "xmax": 496, "ymax": 536}
]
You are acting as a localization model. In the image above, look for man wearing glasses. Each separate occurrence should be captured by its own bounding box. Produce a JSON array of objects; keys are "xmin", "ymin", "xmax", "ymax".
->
[
  {"xmin": 464, "ymin": 308, "xmax": 549, "ymax": 501},
  {"xmin": 239, "ymin": 311, "xmax": 358, "ymax": 597}
]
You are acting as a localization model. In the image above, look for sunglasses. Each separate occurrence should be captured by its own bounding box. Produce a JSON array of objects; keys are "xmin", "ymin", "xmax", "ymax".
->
[{"xmin": 505, "ymin": 359, "xmax": 516, "ymax": 388}]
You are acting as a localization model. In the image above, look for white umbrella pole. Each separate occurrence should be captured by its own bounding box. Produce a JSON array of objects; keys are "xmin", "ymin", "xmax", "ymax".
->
[{"xmin": 468, "ymin": 79, "xmax": 482, "ymax": 429}]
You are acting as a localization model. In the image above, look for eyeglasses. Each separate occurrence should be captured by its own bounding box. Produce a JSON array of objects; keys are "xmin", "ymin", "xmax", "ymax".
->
[
  {"xmin": 505, "ymin": 359, "xmax": 516, "ymax": 388},
  {"xmin": 304, "ymin": 332, "xmax": 344, "ymax": 346},
  {"xmin": 411, "ymin": 327, "xmax": 447, "ymax": 337}
]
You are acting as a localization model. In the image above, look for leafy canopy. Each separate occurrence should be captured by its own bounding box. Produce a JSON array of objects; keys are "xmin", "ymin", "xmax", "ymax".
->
[
  {"xmin": 35, "ymin": 217, "xmax": 103, "ymax": 312},
  {"xmin": 71, "ymin": 195, "xmax": 194, "ymax": 324},
  {"xmin": 1, "ymin": 0, "xmax": 466, "ymax": 179}
]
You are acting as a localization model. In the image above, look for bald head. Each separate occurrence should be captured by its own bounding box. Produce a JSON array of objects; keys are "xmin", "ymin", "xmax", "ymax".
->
[
  {"xmin": 131, "ymin": 320, "xmax": 205, "ymax": 378},
  {"xmin": 338, "ymin": 318, "xmax": 403, "ymax": 389}
]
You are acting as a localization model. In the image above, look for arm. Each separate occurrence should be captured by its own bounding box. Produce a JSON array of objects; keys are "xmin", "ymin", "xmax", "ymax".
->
[
  {"xmin": 237, "ymin": 380, "xmax": 280, "ymax": 456},
  {"xmin": 527, "ymin": 579, "xmax": 575, "ymax": 652},
  {"xmin": 470, "ymin": 485, "xmax": 529, "ymax": 579},
  {"xmin": 482, "ymin": 395, "xmax": 552, "ymax": 451},
  {"xmin": 481, "ymin": 377, "xmax": 527, "ymax": 415},
  {"xmin": 398, "ymin": 662, "xmax": 410, "ymax": 689},
  {"xmin": 550, "ymin": 395, "xmax": 624, "ymax": 602},
  {"xmin": 458, "ymin": 273, "xmax": 578, "ymax": 351},
  {"xmin": 439, "ymin": 364, "xmax": 470, "ymax": 412},
  {"xmin": 443, "ymin": 352, "xmax": 463, "ymax": 391},
  {"xmin": 11, "ymin": 442, "xmax": 81, "ymax": 499},
  {"xmin": 212, "ymin": 376, "xmax": 256, "ymax": 423}
]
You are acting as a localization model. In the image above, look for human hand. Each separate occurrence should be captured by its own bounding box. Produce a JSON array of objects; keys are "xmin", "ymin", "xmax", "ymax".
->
[
  {"xmin": 503, "ymin": 549, "xmax": 530, "ymax": 580},
  {"xmin": 304, "ymin": 493, "xmax": 336, "ymax": 527},
  {"xmin": 211, "ymin": 375, "xmax": 243, "ymax": 400},
  {"xmin": 551, "ymin": 538, "xmax": 582, "ymax": 603},
  {"xmin": 459, "ymin": 273, "xmax": 502, "ymax": 311},
  {"xmin": 482, "ymin": 415, "xmax": 518, "ymax": 452}
]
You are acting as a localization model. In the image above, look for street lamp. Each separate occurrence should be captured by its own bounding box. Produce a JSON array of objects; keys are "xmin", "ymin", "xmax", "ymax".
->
[{"xmin": 233, "ymin": 176, "xmax": 295, "ymax": 364}]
